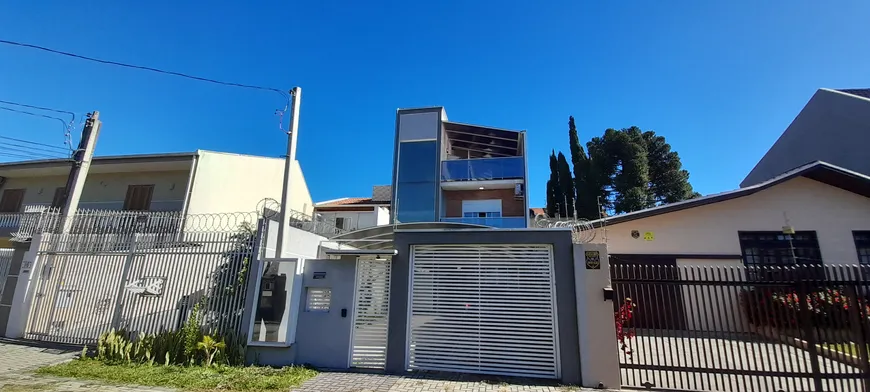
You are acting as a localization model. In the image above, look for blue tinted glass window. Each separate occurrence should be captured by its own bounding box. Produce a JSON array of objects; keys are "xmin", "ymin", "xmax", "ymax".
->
[
  {"xmin": 395, "ymin": 183, "xmax": 436, "ymax": 222},
  {"xmin": 395, "ymin": 141, "xmax": 437, "ymax": 223}
]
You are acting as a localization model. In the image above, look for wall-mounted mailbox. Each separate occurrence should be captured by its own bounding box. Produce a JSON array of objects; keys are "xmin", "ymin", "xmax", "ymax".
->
[
  {"xmin": 313, "ymin": 272, "xmax": 326, "ymax": 279},
  {"xmin": 341, "ymin": 308, "xmax": 347, "ymax": 318}
]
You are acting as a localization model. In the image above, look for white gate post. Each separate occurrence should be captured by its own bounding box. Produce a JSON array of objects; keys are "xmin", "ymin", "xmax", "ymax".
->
[
  {"xmin": 574, "ymin": 243, "xmax": 621, "ymax": 389},
  {"xmin": 5, "ymin": 234, "xmax": 45, "ymax": 338}
]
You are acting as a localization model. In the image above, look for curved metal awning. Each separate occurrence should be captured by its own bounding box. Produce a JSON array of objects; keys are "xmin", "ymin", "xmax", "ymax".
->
[{"xmin": 328, "ymin": 222, "xmax": 491, "ymax": 250}]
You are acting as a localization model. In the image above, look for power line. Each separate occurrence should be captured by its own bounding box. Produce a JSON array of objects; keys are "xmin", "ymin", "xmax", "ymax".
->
[
  {"xmin": 0, "ymin": 151, "xmax": 68, "ymax": 161},
  {"xmin": 0, "ymin": 140, "xmax": 70, "ymax": 157},
  {"xmin": 0, "ymin": 143, "xmax": 67, "ymax": 160},
  {"xmin": 0, "ymin": 105, "xmax": 69, "ymax": 127},
  {"xmin": 0, "ymin": 39, "xmax": 288, "ymax": 97},
  {"xmin": 0, "ymin": 99, "xmax": 75, "ymax": 120},
  {"xmin": 0, "ymin": 135, "xmax": 68, "ymax": 151}
]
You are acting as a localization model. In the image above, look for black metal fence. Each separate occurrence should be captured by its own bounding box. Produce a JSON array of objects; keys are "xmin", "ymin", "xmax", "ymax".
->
[{"xmin": 611, "ymin": 263, "xmax": 870, "ymax": 392}]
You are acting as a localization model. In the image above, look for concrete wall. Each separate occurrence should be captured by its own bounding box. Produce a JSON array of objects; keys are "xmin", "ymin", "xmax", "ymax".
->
[
  {"xmin": 595, "ymin": 177, "xmax": 870, "ymax": 265},
  {"xmin": 186, "ymin": 151, "xmax": 313, "ymax": 216},
  {"xmin": 385, "ymin": 229, "xmax": 581, "ymax": 385},
  {"xmin": 742, "ymin": 89, "xmax": 870, "ymax": 187},
  {"xmin": 2, "ymin": 171, "xmax": 190, "ymax": 211},
  {"xmin": 573, "ymin": 243, "xmax": 620, "ymax": 389}
]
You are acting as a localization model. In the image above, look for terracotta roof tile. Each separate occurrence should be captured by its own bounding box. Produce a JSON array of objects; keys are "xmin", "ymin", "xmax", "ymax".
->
[
  {"xmin": 316, "ymin": 197, "xmax": 390, "ymax": 207},
  {"xmin": 529, "ymin": 207, "xmax": 546, "ymax": 216}
]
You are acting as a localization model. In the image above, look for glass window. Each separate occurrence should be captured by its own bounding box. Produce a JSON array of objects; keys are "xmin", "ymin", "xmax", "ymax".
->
[
  {"xmin": 395, "ymin": 183, "xmax": 436, "ymax": 223},
  {"xmin": 854, "ymin": 231, "xmax": 870, "ymax": 265},
  {"xmin": 395, "ymin": 141, "xmax": 437, "ymax": 223},
  {"xmin": 397, "ymin": 141, "xmax": 437, "ymax": 183},
  {"xmin": 738, "ymin": 231, "xmax": 822, "ymax": 281},
  {"xmin": 251, "ymin": 260, "xmax": 296, "ymax": 344}
]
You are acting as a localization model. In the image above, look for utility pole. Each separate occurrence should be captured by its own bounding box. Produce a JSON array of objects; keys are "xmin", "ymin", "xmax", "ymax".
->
[
  {"xmin": 59, "ymin": 111, "xmax": 101, "ymax": 233},
  {"xmin": 275, "ymin": 88, "xmax": 301, "ymax": 258}
]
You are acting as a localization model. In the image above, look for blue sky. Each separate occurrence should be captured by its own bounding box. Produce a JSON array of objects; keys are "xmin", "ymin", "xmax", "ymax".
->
[{"xmin": 1, "ymin": 1, "xmax": 868, "ymax": 208}]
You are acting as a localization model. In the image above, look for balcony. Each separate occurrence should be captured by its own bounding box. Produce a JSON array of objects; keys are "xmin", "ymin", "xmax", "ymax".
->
[
  {"xmin": 441, "ymin": 157, "xmax": 524, "ymax": 182},
  {"xmin": 440, "ymin": 216, "xmax": 526, "ymax": 229}
]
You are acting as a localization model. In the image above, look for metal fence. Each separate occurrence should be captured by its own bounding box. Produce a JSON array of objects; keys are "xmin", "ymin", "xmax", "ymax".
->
[
  {"xmin": 24, "ymin": 211, "xmax": 264, "ymax": 345},
  {"xmin": 612, "ymin": 263, "xmax": 870, "ymax": 392},
  {"xmin": 0, "ymin": 249, "xmax": 13, "ymax": 301},
  {"xmin": 1, "ymin": 205, "xmax": 346, "ymax": 242}
]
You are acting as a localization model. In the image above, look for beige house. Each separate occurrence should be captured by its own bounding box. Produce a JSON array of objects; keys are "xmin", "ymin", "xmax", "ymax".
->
[
  {"xmin": 0, "ymin": 150, "xmax": 313, "ymax": 243},
  {"xmin": 591, "ymin": 161, "xmax": 870, "ymax": 332}
]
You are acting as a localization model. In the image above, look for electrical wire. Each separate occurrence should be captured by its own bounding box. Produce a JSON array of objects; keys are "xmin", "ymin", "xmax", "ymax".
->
[
  {"xmin": 0, "ymin": 140, "xmax": 70, "ymax": 157},
  {"xmin": 0, "ymin": 135, "xmax": 69, "ymax": 152},
  {"xmin": 0, "ymin": 143, "xmax": 67, "ymax": 159},
  {"xmin": 0, "ymin": 39, "xmax": 288, "ymax": 97},
  {"xmin": 0, "ymin": 99, "xmax": 75, "ymax": 120},
  {"xmin": 0, "ymin": 106, "xmax": 68, "ymax": 128},
  {"xmin": 0, "ymin": 151, "xmax": 68, "ymax": 161}
]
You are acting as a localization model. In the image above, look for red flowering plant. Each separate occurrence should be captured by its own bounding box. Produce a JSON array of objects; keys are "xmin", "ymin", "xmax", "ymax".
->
[
  {"xmin": 741, "ymin": 287, "xmax": 866, "ymax": 329},
  {"xmin": 615, "ymin": 298, "xmax": 637, "ymax": 360}
]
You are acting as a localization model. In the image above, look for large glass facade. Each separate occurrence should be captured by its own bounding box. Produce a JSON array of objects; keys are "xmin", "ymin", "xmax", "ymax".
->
[{"xmin": 395, "ymin": 141, "xmax": 437, "ymax": 223}]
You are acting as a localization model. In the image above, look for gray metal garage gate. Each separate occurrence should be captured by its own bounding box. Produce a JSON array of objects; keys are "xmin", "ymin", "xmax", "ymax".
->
[{"xmin": 407, "ymin": 244, "xmax": 560, "ymax": 379}]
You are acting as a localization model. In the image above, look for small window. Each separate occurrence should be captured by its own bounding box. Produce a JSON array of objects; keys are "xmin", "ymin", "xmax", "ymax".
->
[
  {"xmin": 0, "ymin": 189, "xmax": 25, "ymax": 212},
  {"xmin": 334, "ymin": 217, "xmax": 345, "ymax": 230},
  {"xmin": 854, "ymin": 231, "xmax": 870, "ymax": 266},
  {"xmin": 123, "ymin": 185, "xmax": 154, "ymax": 211},
  {"xmin": 51, "ymin": 187, "xmax": 66, "ymax": 208},
  {"xmin": 305, "ymin": 288, "xmax": 331, "ymax": 312}
]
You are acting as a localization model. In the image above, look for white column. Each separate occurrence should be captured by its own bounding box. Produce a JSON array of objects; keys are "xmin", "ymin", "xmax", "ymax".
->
[
  {"xmin": 573, "ymin": 243, "xmax": 620, "ymax": 389},
  {"xmin": 5, "ymin": 234, "xmax": 45, "ymax": 338}
]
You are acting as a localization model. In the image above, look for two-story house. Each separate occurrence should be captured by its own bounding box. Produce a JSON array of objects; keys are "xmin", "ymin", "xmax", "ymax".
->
[
  {"xmin": 0, "ymin": 149, "xmax": 313, "ymax": 245},
  {"xmin": 313, "ymin": 185, "xmax": 391, "ymax": 232},
  {"xmin": 391, "ymin": 107, "xmax": 529, "ymax": 228}
]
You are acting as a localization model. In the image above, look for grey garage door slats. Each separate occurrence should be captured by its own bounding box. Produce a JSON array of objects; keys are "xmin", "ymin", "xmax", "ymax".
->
[{"xmin": 408, "ymin": 244, "xmax": 559, "ymax": 379}]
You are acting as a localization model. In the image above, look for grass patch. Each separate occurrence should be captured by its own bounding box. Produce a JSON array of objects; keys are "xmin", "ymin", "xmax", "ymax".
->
[{"xmin": 36, "ymin": 360, "xmax": 316, "ymax": 392}]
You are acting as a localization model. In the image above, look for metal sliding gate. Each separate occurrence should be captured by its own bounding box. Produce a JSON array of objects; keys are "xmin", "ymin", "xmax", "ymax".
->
[
  {"xmin": 349, "ymin": 257, "xmax": 392, "ymax": 369},
  {"xmin": 408, "ymin": 244, "xmax": 559, "ymax": 379},
  {"xmin": 0, "ymin": 249, "xmax": 13, "ymax": 301},
  {"xmin": 612, "ymin": 262, "xmax": 870, "ymax": 392},
  {"xmin": 25, "ymin": 230, "xmax": 254, "ymax": 345}
]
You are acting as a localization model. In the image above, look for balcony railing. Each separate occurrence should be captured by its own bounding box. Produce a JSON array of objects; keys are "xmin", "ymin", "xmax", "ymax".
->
[
  {"xmin": 441, "ymin": 157, "xmax": 524, "ymax": 182},
  {"xmin": 440, "ymin": 216, "xmax": 527, "ymax": 229}
]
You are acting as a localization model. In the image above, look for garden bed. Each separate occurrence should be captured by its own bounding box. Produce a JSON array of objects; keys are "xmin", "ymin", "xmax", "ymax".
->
[{"xmin": 37, "ymin": 360, "xmax": 316, "ymax": 392}]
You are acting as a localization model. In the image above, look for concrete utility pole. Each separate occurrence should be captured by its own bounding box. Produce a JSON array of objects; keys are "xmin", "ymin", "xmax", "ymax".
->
[
  {"xmin": 275, "ymin": 88, "xmax": 301, "ymax": 258},
  {"xmin": 59, "ymin": 111, "xmax": 101, "ymax": 233}
]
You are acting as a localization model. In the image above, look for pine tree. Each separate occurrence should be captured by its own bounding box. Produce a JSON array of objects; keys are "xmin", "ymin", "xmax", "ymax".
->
[
  {"xmin": 556, "ymin": 152, "xmax": 574, "ymax": 218},
  {"xmin": 546, "ymin": 151, "xmax": 561, "ymax": 217},
  {"xmin": 567, "ymin": 116, "xmax": 598, "ymax": 220}
]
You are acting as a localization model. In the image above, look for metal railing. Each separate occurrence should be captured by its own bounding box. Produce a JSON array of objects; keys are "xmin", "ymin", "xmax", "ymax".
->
[
  {"xmin": 611, "ymin": 262, "xmax": 870, "ymax": 392},
  {"xmin": 441, "ymin": 156, "xmax": 524, "ymax": 182},
  {"xmin": 0, "ymin": 206, "xmax": 345, "ymax": 241},
  {"xmin": 439, "ymin": 216, "xmax": 526, "ymax": 228}
]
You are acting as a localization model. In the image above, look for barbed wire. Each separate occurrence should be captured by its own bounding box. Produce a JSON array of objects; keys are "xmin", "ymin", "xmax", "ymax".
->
[{"xmin": 532, "ymin": 213, "xmax": 597, "ymax": 243}]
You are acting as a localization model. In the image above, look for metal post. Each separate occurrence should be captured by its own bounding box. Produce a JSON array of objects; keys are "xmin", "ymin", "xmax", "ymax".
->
[
  {"xmin": 797, "ymin": 275, "xmax": 824, "ymax": 391},
  {"xmin": 275, "ymin": 88, "xmax": 301, "ymax": 259},
  {"xmin": 110, "ymin": 233, "xmax": 139, "ymax": 329},
  {"xmin": 60, "ymin": 111, "xmax": 101, "ymax": 233}
]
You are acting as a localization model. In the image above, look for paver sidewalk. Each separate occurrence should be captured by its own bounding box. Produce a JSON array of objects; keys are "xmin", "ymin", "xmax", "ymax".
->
[{"xmin": 0, "ymin": 340, "xmax": 604, "ymax": 392}]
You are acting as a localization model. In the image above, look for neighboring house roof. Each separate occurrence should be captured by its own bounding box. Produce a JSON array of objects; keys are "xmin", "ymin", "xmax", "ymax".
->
[
  {"xmin": 315, "ymin": 197, "xmax": 391, "ymax": 207},
  {"xmin": 529, "ymin": 207, "xmax": 546, "ymax": 216},
  {"xmin": 593, "ymin": 161, "xmax": 870, "ymax": 227},
  {"xmin": 741, "ymin": 88, "xmax": 870, "ymax": 187},
  {"xmin": 838, "ymin": 88, "xmax": 870, "ymax": 99}
]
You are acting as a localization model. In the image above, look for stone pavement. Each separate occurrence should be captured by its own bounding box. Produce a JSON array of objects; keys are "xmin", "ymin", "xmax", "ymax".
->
[
  {"xmin": 289, "ymin": 371, "xmax": 600, "ymax": 392},
  {"xmin": 0, "ymin": 339, "xmax": 169, "ymax": 392},
  {"xmin": 0, "ymin": 339, "xmax": 600, "ymax": 392}
]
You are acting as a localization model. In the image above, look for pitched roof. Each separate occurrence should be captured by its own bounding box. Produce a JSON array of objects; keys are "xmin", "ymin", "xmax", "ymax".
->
[
  {"xmin": 838, "ymin": 89, "xmax": 870, "ymax": 99},
  {"xmin": 592, "ymin": 161, "xmax": 870, "ymax": 227},
  {"xmin": 315, "ymin": 197, "xmax": 390, "ymax": 207}
]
